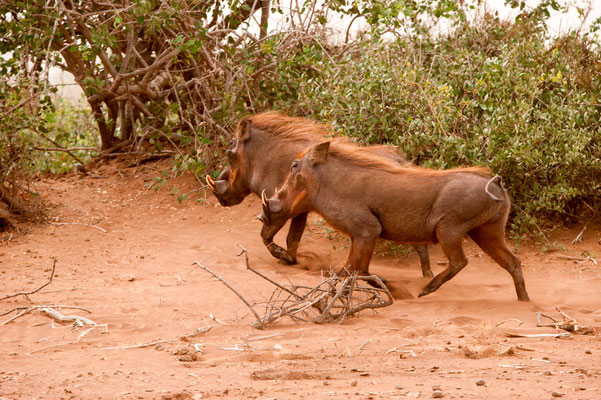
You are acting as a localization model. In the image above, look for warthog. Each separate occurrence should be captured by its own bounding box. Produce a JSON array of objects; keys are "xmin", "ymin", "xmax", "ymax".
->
[
  {"xmin": 261, "ymin": 141, "xmax": 530, "ymax": 301},
  {"xmin": 206, "ymin": 112, "xmax": 432, "ymax": 277}
]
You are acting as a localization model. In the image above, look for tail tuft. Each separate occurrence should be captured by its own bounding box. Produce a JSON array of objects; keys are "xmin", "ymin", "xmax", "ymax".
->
[{"xmin": 485, "ymin": 175, "xmax": 503, "ymax": 202}]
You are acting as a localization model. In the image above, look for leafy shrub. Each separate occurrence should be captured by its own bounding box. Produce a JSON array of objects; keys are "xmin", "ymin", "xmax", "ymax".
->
[{"xmin": 250, "ymin": 15, "xmax": 601, "ymax": 234}]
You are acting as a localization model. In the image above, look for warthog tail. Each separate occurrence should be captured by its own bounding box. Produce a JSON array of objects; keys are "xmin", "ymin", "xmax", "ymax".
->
[{"xmin": 485, "ymin": 175, "xmax": 503, "ymax": 202}]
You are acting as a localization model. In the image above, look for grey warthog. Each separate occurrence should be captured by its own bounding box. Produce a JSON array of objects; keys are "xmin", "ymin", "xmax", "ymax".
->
[
  {"xmin": 261, "ymin": 141, "xmax": 529, "ymax": 301},
  {"xmin": 206, "ymin": 112, "xmax": 432, "ymax": 277}
]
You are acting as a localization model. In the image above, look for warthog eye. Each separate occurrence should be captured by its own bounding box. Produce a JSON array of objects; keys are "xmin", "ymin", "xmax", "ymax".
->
[{"xmin": 291, "ymin": 160, "xmax": 299, "ymax": 171}]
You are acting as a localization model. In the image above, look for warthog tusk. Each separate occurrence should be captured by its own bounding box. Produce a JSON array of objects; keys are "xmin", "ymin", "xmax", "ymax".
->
[
  {"xmin": 261, "ymin": 189, "xmax": 269, "ymax": 209},
  {"xmin": 206, "ymin": 175, "xmax": 216, "ymax": 190}
]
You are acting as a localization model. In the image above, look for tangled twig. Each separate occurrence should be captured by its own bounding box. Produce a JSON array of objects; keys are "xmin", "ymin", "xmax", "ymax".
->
[
  {"xmin": 0, "ymin": 259, "xmax": 57, "ymax": 302},
  {"xmin": 536, "ymin": 308, "xmax": 594, "ymax": 335}
]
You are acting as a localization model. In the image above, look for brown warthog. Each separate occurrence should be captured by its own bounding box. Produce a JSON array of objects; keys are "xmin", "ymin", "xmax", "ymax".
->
[
  {"xmin": 261, "ymin": 141, "xmax": 530, "ymax": 301},
  {"xmin": 206, "ymin": 112, "xmax": 432, "ymax": 277}
]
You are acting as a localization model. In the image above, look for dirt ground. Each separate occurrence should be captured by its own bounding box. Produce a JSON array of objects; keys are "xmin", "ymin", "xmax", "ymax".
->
[{"xmin": 1, "ymin": 161, "xmax": 600, "ymax": 400}]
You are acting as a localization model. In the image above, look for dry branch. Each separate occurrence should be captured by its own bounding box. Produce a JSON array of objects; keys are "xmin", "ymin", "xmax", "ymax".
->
[
  {"xmin": 40, "ymin": 307, "xmax": 96, "ymax": 327},
  {"xmin": 102, "ymin": 326, "xmax": 213, "ymax": 350},
  {"xmin": 242, "ymin": 247, "xmax": 394, "ymax": 328},
  {"xmin": 51, "ymin": 222, "xmax": 107, "ymax": 233},
  {"xmin": 193, "ymin": 261, "xmax": 265, "ymax": 329},
  {"xmin": 536, "ymin": 309, "xmax": 594, "ymax": 335},
  {"xmin": 1, "ymin": 304, "xmax": 92, "ymax": 325},
  {"xmin": 0, "ymin": 259, "xmax": 56, "ymax": 302}
]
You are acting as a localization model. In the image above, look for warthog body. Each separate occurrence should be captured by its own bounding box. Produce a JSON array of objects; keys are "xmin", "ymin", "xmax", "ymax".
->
[
  {"xmin": 207, "ymin": 112, "xmax": 432, "ymax": 277},
  {"xmin": 262, "ymin": 141, "xmax": 529, "ymax": 301}
]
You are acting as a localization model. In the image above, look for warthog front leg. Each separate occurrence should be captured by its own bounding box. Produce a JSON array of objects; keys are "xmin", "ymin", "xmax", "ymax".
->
[
  {"xmin": 413, "ymin": 244, "xmax": 433, "ymax": 277},
  {"xmin": 285, "ymin": 212, "xmax": 308, "ymax": 263},
  {"xmin": 260, "ymin": 220, "xmax": 295, "ymax": 265}
]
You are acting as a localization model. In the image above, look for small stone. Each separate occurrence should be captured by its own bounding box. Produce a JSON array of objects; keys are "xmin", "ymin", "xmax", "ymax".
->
[
  {"xmin": 585, "ymin": 348, "xmax": 592, "ymax": 354},
  {"xmin": 432, "ymin": 390, "xmax": 444, "ymax": 398},
  {"xmin": 475, "ymin": 379, "xmax": 485, "ymax": 386},
  {"xmin": 551, "ymin": 392, "xmax": 564, "ymax": 398},
  {"xmin": 177, "ymin": 353, "xmax": 198, "ymax": 362},
  {"xmin": 127, "ymin": 275, "xmax": 135, "ymax": 282},
  {"xmin": 432, "ymin": 385, "xmax": 441, "ymax": 391},
  {"xmin": 350, "ymin": 379, "xmax": 358, "ymax": 387},
  {"xmin": 543, "ymin": 371, "xmax": 552, "ymax": 376}
]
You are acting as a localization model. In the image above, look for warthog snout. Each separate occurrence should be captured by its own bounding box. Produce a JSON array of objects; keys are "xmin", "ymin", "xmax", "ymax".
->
[
  {"xmin": 262, "ymin": 189, "xmax": 283, "ymax": 213},
  {"xmin": 206, "ymin": 175, "xmax": 229, "ymax": 195}
]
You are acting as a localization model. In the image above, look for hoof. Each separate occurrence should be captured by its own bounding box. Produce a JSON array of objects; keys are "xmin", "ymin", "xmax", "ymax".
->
[
  {"xmin": 423, "ymin": 272, "xmax": 434, "ymax": 278},
  {"xmin": 279, "ymin": 252, "xmax": 295, "ymax": 265},
  {"xmin": 417, "ymin": 290, "xmax": 428, "ymax": 298}
]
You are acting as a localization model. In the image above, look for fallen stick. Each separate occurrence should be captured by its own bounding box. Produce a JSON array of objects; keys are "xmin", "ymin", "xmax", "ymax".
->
[
  {"xmin": 556, "ymin": 254, "xmax": 598, "ymax": 265},
  {"xmin": 496, "ymin": 318, "xmax": 524, "ymax": 327},
  {"xmin": 102, "ymin": 326, "xmax": 212, "ymax": 350},
  {"xmin": 0, "ymin": 259, "xmax": 56, "ymax": 302},
  {"xmin": 29, "ymin": 341, "xmax": 77, "ymax": 354},
  {"xmin": 314, "ymin": 277, "xmax": 352, "ymax": 324},
  {"xmin": 193, "ymin": 261, "xmax": 265, "ymax": 329},
  {"xmin": 571, "ymin": 224, "xmax": 587, "ymax": 245},
  {"xmin": 555, "ymin": 307, "xmax": 575, "ymax": 323},
  {"xmin": 238, "ymin": 244, "xmax": 303, "ymax": 301},
  {"xmin": 505, "ymin": 332, "xmax": 570, "ymax": 338},
  {"xmin": 40, "ymin": 307, "xmax": 96, "ymax": 326},
  {"xmin": 1, "ymin": 304, "xmax": 92, "ymax": 316},
  {"xmin": 357, "ymin": 339, "xmax": 371, "ymax": 352},
  {"xmin": 1, "ymin": 307, "xmax": 35, "ymax": 325},
  {"xmin": 52, "ymin": 222, "xmax": 107, "ymax": 233},
  {"xmin": 246, "ymin": 328, "xmax": 304, "ymax": 342},
  {"xmin": 38, "ymin": 287, "xmax": 78, "ymax": 294}
]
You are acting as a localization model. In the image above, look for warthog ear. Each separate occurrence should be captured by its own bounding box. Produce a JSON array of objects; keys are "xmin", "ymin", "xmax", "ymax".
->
[
  {"xmin": 238, "ymin": 119, "xmax": 252, "ymax": 142},
  {"xmin": 309, "ymin": 141, "xmax": 330, "ymax": 164}
]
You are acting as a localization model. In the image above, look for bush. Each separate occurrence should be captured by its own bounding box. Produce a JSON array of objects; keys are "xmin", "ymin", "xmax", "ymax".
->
[{"xmin": 250, "ymin": 15, "xmax": 601, "ymax": 234}]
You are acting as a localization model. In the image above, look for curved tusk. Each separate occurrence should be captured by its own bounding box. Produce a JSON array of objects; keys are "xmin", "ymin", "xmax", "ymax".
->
[
  {"xmin": 261, "ymin": 189, "xmax": 269, "ymax": 209},
  {"xmin": 206, "ymin": 175, "xmax": 216, "ymax": 189}
]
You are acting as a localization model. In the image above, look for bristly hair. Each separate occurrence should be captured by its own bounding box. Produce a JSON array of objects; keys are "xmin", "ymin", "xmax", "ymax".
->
[
  {"xmin": 308, "ymin": 141, "xmax": 493, "ymax": 177},
  {"xmin": 237, "ymin": 111, "xmax": 333, "ymax": 142},
  {"xmin": 238, "ymin": 111, "xmax": 414, "ymax": 165}
]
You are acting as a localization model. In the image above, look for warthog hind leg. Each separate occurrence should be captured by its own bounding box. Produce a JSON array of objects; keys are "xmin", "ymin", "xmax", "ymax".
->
[
  {"xmin": 413, "ymin": 245, "xmax": 433, "ymax": 277},
  {"xmin": 468, "ymin": 224, "xmax": 530, "ymax": 301},
  {"xmin": 419, "ymin": 234, "xmax": 467, "ymax": 298}
]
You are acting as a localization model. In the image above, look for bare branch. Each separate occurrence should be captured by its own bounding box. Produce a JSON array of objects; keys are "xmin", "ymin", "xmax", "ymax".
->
[{"xmin": 0, "ymin": 259, "xmax": 56, "ymax": 302}]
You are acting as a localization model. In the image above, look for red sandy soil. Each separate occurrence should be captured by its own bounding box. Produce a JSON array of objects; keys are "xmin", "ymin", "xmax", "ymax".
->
[{"xmin": 1, "ymin": 161, "xmax": 600, "ymax": 400}]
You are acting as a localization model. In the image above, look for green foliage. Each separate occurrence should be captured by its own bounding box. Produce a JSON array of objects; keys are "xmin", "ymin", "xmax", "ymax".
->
[
  {"xmin": 3, "ymin": 0, "xmax": 600, "ymax": 235},
  {"xmin": 252, "ymin": 15, "xmax": 601, "ymax": 233},
  {"xmin": 34, "ymin": 99, "xmax": 98, "ymax": 173}
]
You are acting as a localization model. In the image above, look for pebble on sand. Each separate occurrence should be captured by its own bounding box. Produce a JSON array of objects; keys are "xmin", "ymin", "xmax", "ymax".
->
[{"xmin": 475, "ymin": 379, "xmax": 485, "ymax": 386}]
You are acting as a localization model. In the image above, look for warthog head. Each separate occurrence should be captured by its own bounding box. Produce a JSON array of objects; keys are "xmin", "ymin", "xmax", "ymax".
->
[
  {"xmin": 206, "ymin": 121, "xmax": 254, "ymax": 206},
  {"xmin": 259, "ymin": 141, "xmax": 330, "ymax": 225}
]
